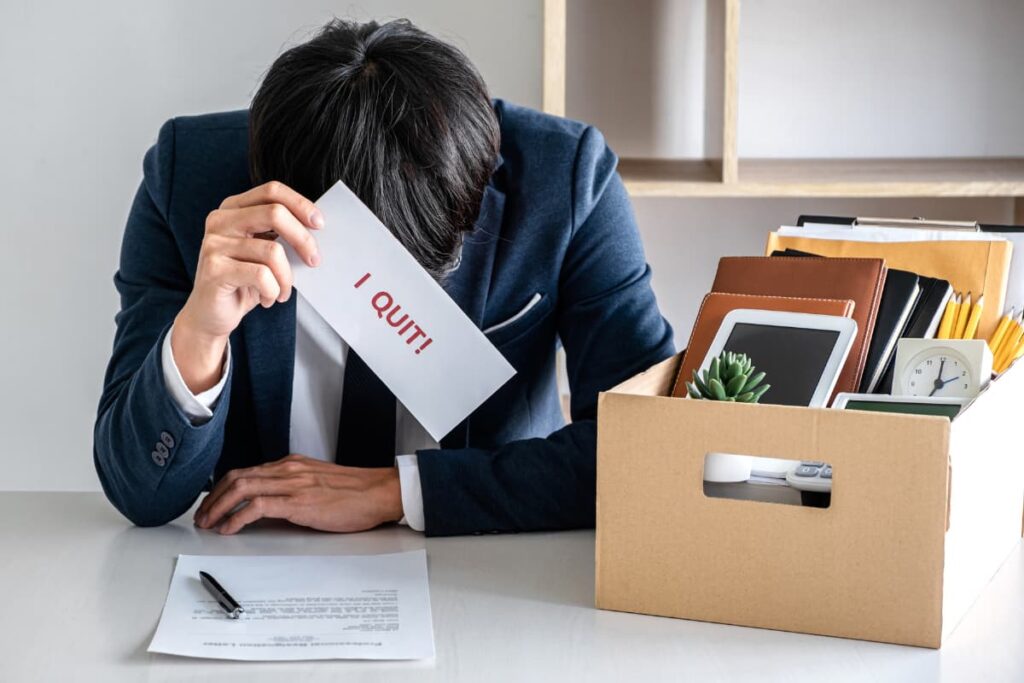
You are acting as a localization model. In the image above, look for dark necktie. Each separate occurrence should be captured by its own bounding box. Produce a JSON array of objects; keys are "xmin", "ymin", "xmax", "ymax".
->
[{"xmin": 335, "ymin": 350, "xmax": 396, "ymax": 467}]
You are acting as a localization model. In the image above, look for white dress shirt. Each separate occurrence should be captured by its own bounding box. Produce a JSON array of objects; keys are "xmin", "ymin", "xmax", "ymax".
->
[{"xmin": 161, "ymin": 294, "xmax": 434, "ymax": 531}]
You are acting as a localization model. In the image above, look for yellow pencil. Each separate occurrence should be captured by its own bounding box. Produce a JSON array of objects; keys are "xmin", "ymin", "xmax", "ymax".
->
[
  {"xmin": 988, "ymin": 307, "xmax": 1015, "ymax": 354},
  {"xmin": 997, "ymin": 340, "xmax": 1018, "ymax": 374},
  {"xmin": 1002, "ymin": 312, "xmax": 1024, "ymax": 370},
  {"xmin": 994, "ymin": 312, "xmax": 1024, "ymax": 373},
  {"xmin": 937, "ymin": 293, "xmax": 959, "ymax": 339},
  {"xmin": 996, "ymin": 335, "xmax": 1022, "ymax": 374},
  {"xmin": 963, "ymin": 294, "xmax": 984, "ymax": 340},
  {"xmin": 1008, "ymin": 335, "xmax": 1024, "ymax": 373},
  {"xmin": 953, "ymin": 291, "xmax": 972, "ymax": 339},
  {"xmin": 942, "ymin": 294, "xmax": 958, "ymax": 339},
  {"xmin": 992, "ymin": 324, "xmax": 1011, "ymax": 371}
]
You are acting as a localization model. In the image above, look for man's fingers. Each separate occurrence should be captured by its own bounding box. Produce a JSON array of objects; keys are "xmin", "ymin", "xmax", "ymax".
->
[
  {"xmin": 213, "ymin": 258, "xmax": 281, "ymax": 308},
  {"xmin": 207, "ymin": 204, "xmax": 320, "ymax": 267},
  {"xmin": 220, "ymin": 181, "xmax": 323, "ymax": 230},
  {"xmin": 217, "ymin": 495, "xmax": 293, "ymax": 535},
  {"xmin": 218, "ymin": 236, "xmax": 294, "ymax": 303},
  {"xmin": 195, "ymin": 455, "xmax": 324, "ymax": 525},
  {"xmin": 196, "ymin": 456, "xmax": 318, "ymax": 519},
  {"xmin": 199, "ymin": 477, "xmax": 303, "ymax": 529},
  {"xmin": 195, "ymin": 465, "xmax": 283, "ymax": 520}
]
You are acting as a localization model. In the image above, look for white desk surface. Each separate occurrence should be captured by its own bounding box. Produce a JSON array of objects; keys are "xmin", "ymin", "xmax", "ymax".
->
[{"xmin": 1, "ymin": 492, "xmax": 1022, "ymax": 682}]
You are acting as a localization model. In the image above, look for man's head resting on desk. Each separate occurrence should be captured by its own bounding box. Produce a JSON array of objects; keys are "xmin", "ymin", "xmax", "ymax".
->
[{"xmin": 249, "ymin": 18, "xmax": 499, "ymax": 280}]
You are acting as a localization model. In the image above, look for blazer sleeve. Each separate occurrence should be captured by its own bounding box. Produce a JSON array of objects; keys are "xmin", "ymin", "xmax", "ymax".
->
[
  {"xmin": 93, "ymin": 119, "xmax": 231, "ymax": 527},
  {"xmin": 415, "ymin": 126, "xmax": 675, "ymax": 536}
]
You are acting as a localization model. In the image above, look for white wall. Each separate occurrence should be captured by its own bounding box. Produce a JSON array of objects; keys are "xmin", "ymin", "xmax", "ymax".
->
[
  {"xmin": 1, "ymin": 0, "xmax": 1020, "ymax": 491},
  {"xmin": 738, "ymin": 0, "xmax": 1024, "ymax": 158}
]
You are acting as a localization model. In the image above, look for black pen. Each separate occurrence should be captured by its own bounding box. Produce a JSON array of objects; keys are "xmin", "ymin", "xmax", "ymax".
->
[{"xmin": 199, "ymin": 570, "xmax": 245, "ymax": 619}]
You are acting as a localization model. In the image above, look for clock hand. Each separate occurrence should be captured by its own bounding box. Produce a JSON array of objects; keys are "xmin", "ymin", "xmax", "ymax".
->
[{"xmin": 930, "ymin": 360, "xmax": 947, "ymax": 396}]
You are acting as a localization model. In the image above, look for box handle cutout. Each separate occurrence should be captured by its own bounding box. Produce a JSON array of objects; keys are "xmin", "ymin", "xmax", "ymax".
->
[{"xmin": 702, "ymin": 453, "xmax": 832, "ymax": 509}]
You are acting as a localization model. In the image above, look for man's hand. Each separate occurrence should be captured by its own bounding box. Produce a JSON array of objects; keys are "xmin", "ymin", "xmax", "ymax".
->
[
  {"xmin": 193, "ymin": 454, "xmax": 404, "ymax": 534},
  {"xmin": 173, "ymin": 181, "xmax": 324, "ymax": 394}
]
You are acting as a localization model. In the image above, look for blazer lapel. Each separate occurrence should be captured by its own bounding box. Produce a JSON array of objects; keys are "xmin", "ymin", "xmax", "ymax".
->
[
  {"xmin": 438, "ymin": 180, "xmax": 506, "ymax": 449},
  {"xmin": 241, "ymin": 294, "xmax": 296, "ymax": 463}
]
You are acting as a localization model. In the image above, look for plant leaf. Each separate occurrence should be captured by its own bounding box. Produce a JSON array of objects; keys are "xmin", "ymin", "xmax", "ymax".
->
[
  {"xmin": 709, "ymin": 378, "xmax": 727, "ymax": 401},
  {"xmin": 725, "ymin": 373, "xmax": 746, "ymax": 396},
  {"xmin": 749, "ymin": 384, "xmax": 771, "ymax": 403},
  {"xmin": 709, "ymin": 357, "xmax": 721, "ymax": 385},
  {"xmin": 726, "ymin": 361, "xmax": 740, "ymax": 379},
  {"xmin": 741, "ymin": 371, "xmax": 766, "ymax": 393},
  {"xmin": 692, "ymin": 369, "xmax": 709, "ymax": 397}
]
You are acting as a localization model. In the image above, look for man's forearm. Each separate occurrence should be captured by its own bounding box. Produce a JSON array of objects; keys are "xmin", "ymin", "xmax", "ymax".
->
[
  {"xmin": 415, "ymin": 420, "xmax": 598, "ymax": 537},
  {"xmin": 95, "ymin": 326, "xmax": 231, "ymax": 526}
]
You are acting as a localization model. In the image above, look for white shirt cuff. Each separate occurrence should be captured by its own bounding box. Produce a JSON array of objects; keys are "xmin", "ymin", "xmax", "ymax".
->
[
  {"xmin": 161, "ymin": 324, "xmax": 231, "ymax": 424},
  {"xmin": 395, "ymin": 454, "xmax": 425, "ymax": 532}
]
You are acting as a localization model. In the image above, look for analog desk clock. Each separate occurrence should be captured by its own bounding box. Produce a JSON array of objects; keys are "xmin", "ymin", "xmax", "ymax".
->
[{"xmin": 893, "ymin": 339, "xmax": 992, "ymax": 399}]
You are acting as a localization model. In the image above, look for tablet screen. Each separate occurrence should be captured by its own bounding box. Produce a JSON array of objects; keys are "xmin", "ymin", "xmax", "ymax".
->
[
  {"xmin": 723, "ymin": 323, "xmax": 840, "ymax": 406},
  {"xmin": 842, "ymin": 400, "xmax": 961, "ymax": 420}
]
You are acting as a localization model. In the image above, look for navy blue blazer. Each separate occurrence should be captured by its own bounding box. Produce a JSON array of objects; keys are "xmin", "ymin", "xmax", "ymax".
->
[{"xmin": 94, "ymin": 100, "xmax": 675, "ymax": 536}]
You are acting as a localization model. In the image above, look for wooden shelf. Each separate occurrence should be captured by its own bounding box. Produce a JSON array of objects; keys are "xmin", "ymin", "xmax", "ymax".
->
[
  {"xmin": 618, "ymin": 159, "xmax": 722, "ymax": 196},
  {"xmin": 548, "ymin": 0, "xmax": 1024, "ymax": 209},
  {"xmin": 620, "ymin": 157, "xmax": 1024, "ymax": 198}
]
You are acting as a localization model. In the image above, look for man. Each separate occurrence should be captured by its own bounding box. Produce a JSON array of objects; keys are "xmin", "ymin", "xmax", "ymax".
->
[{"xmin": 94, "ymin": 18, "xmax": 673, "ymax": 536}]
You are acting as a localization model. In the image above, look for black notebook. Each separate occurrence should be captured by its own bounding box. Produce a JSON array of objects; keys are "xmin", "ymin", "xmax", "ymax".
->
[
  {"xmin": 769, "ymin": 248, "xmax": 922, "ymax": 393},
  {"xmin": 874, "ymin": 276, "xmax": 954, "ymax": 393},
  {"xmin": 858, "ymin": 269, "xmax": 921, "ymax": 393},
  {"xmin": 898, "ymin": 275, "xmax": 954, "ymax": 340}
]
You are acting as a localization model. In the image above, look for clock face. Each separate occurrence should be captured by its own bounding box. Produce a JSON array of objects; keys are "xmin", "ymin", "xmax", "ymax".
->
[{"xmin": 903, "ymin": 351, "xmax": 976, "ymax": 398}]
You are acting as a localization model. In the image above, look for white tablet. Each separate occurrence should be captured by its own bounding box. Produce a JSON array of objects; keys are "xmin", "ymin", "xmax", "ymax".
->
[
  {"xmin": 832, "ymin": 393, "xmax": 968, "ymax": 420},
  {"xmin": 699, "ymin": 309, "xmax": 858, "ymax": 408}
]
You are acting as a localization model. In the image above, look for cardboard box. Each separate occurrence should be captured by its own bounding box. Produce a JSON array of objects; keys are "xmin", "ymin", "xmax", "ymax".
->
[{"xmin": 595, "ymin": 353, "xmax": 1024, "ymax": 648}]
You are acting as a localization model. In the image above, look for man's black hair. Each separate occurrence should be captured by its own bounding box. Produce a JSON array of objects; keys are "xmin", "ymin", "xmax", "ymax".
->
[{"xmin": 250, "ymin": 18, "xmax": 500, "ymax": 278}]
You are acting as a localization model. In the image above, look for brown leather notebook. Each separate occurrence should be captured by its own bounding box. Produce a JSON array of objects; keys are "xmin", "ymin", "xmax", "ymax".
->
[
  {"xmin": 708, "ymin": 256, "xmax": 887, "ymax": 400},
  {"xmin": 670, "ymin": 293, "xmax": 855, "ymax": 398}
]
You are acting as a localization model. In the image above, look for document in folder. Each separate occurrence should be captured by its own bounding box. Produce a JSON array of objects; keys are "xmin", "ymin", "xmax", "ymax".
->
[{"xmin": 767, "ymin": 231, "xmax": 1012, "ymax": 339}]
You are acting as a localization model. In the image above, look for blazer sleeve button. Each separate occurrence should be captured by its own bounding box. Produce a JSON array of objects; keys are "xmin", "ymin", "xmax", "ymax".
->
[
  {"xmin": 151, "ymin": 451, "xmax": 167, "ymax": 467},
  {"xmin": 160, "ymin": 431, "xmax": 176, "ymax": 449}
]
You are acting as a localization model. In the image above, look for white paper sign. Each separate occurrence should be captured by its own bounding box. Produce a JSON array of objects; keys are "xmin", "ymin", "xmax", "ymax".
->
[
  {"xmin": 287, "ymin": 180, "xmax": 515, "ymax": 441},
  {"xmin": 148, "ymin": 551, "xmax": 434, "ymax": 661}
]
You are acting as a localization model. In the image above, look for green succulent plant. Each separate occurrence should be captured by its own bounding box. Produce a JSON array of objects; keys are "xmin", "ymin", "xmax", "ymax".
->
[{"xmin": 687, "ymin": 350, "xmax": 770, "ymax": 403}]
